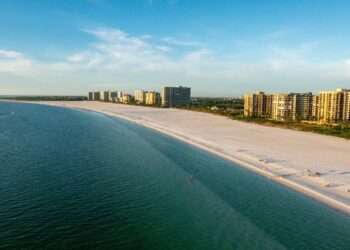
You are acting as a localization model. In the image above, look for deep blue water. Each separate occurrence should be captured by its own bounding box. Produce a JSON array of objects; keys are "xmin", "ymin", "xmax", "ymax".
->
[{"xmin": 0, "ymin": 102, "xmax": 350, "ymax": 250}]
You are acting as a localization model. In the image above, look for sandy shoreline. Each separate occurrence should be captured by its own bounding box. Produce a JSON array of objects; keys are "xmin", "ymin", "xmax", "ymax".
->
[{"xmin": 4, "ymin": 100, "xmax": 350, "ymax": 215}]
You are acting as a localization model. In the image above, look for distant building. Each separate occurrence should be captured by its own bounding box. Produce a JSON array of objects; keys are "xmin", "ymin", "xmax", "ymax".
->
[
  {"xmin": 161, "ymin": 86, "xmax": 191, "ymax": 107},
  {"xmin": 271, "ymin": 94, "xmax": 293, "ymax": 121},
  {"xmin": 344, "ymin": 92, "xmax": 350, "ymax": 122},
  {"xmin": 110, "ymin": 91, "xmax": 118, "ymax": 102},
  {"xmin": 265, "ymin": 95, "xmax": 273, "ymax": 117},
  {"xmin": 134, "ymin": 90, "xmax": 146, "ymax": 104},
  {"xmin": 88, "ymin": 92, "xmax": 94, "ymax": 101},
  {"xmin": 117, "ymin": 91, "xmax": 124, "ymax": 103},
  {"xmin": 121, "ymin": 94, "xmax": 133, "ymax": 104},
  {"xmin": 319, "ymin": 88, "xmax": 350, "ymax": 123},
  {"xmin": 145, "ymin": 91, "xmax": 160, "ymax": 105},
  {"xmin": 100, "ymin": 91, "xmax": 110, "ymax": 102},
  {"xmin": 312, "ymin": 95, "xmax": 320, "ymax": 120},
  {"xmin": 244, "ymin": 88, "xmax": 350, "ymax": 124},
  {"xmin": 290, "ymin": 93, "xmax": 313, "ymax": 121},
  {"xmin": 93, "ymin": 91, "xmax": 101, "ymax": 101},
  {"xmin": 99, "ymin": 91, "xmax": 104, "ymax": 101},
  {"xmin": 270, "ymin": 92, "xmax": 314, "ymax": 121},
  {"xmin": 243, "ymin": 91, "xmax": 271, "ymax": 118}
]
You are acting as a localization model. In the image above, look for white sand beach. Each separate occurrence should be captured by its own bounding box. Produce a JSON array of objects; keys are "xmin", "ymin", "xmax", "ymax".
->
[{"xmin": 18, "ymin": 101, "xmax": 350, "ymax": 214}]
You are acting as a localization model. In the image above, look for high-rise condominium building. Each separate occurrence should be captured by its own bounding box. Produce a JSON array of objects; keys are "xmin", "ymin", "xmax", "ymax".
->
[
  {"xmin": 265, "ymin": 94, "xmax": 273, "ymax": 117},
  {"xmin": 312, "ymin": 95, "xmax": 320, "ymax": 120},
  {"xmin": 88, "ymin": 92, "xmax": 94, "ymax": 101},
  {"xmin": 110, "ymin": 91, "xmax": 118, "ymax": 102},
  {"xmin": 145, "ymin": 91, "xmax": 160, "ymax": 105},
  {"xmin": 99, "ymin": 91, "xmax": 105, "ymax": 101},
  {"xmin": 121, "ymin": 94, "xmax": 133, "ymax": 104},
  {"xmin": 243, "ymin": 91, "xmax": 272, "ymax": 118},
  {"xmin": 270, "ymin": 93, "xmax": 313, "ymax": 121},
  {"xmin": 244, "ymin": 88, "xmax": 350, "ymax": 124},
  {"xmin": 161, "ymin": 86, "xmax": 191, "ymax": 107},
  {"xmin": 117, "ymin": 91, "xmax": 124, "ymax": 103},
  {"xmin": 93, "ymin": 91, "xmax": 101, "ymax": 101},
  {"xmin": 290, "ymin": 93, "xmax": 313, "ymax": 121},
  {"xmin": 134, "ymin": 90, "xmax": 146, "ymax": 104},
  {"xmin": 100, "ymin": 91, "xmax": 110, "ymax": 102},
  {"xmin": 319, "ymin": 88, "xmax": 350, "ymax": 123},
  {"xmin": 271, "ymin": 94, "xmax": 293, "ymax": 121},
  {"xmin": 344, "ymin": 92, "xmax": 350, "ymax": 122}
]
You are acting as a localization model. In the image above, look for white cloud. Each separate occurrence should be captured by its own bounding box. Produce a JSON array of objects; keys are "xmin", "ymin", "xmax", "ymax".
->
[
  {"xmin": 0, "ymin": 50, "xmax": 23, "ymax": 59},
  {"xmin": 155, "ymin": 45, "xmax": 172, "ymax": 52},
  {"xmin": 2, "ymin": 27, "xmax": 350, "ymax": 96},
  {"xmin": 0, "ymin": 49, "xmax": 33, "ymax": 74},
  {"xmin": 140, "ymin": 34, "xmax": 152, "ymax": 40},
  {"xmin": 67, "ymin": 53, "xmax": 88, "ymax": 63},
  {"xmin": 162, "ymin": 37, "xmax": 203, "ymax": 47}
]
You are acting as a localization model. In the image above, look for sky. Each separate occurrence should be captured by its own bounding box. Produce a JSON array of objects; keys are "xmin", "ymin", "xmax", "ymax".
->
[{"xmin": 1, "ymin": 0, "xmax": 350, "ymax": 96}]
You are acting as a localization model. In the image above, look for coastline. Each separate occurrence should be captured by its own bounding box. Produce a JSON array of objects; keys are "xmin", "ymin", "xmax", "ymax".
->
[
  {"xmin": 3, "ymin": 100, "xmax": 350, "ymax": 215},
  {"xmin": 101, "ymin": 110, "xmax": 350, "ymax": 215}
]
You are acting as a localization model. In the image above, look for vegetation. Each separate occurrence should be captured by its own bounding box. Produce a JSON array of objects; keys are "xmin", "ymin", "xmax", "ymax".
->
[
  {"xmin": 183, "ymin": 97, "xmax": 244, "ymax": 116},
  {"xmin": 183, "ymin": 97, "xmax": 350, "ymax": 140},
  {"xmin": 233, "ymin": 115, "xmax": 350, "ymax": 140}
]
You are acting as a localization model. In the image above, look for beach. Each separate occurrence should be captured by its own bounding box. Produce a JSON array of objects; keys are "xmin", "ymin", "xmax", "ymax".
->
[{"xmin": 17, "ymin": 101, "xmax": 350, "ymax": 214}]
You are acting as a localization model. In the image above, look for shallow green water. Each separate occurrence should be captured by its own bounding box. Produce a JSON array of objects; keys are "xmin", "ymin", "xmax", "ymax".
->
[{"xmin": 0, "ymin": 102, "xmax": 349, "ymax": 249}]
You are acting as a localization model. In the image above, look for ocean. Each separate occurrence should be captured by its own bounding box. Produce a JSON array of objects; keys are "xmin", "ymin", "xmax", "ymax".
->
[{"xmin": 0, "ymin": 102, "xmax": 349, "ymax": 250}]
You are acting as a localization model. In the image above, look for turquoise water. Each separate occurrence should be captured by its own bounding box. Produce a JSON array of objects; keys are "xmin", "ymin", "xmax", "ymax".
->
[{"xmin": 0, "ymin": 102, "xmax": 349, "ymax": 250}]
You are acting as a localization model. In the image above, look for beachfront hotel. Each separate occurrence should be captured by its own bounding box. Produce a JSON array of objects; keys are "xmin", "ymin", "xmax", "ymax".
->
[
  {"xmin": 93, "ymin": 91, "xmax": 101, "ymax": 101},
  {"xmin": 134, "ymin": 90, "xmax": 146, "ymax": 104},
  {"xmin": 243, "ymin": 91, "xmax": 272, "ymax": 118},
  {"xmin": 161, "ymin": 86, "xmax": 191, "ymax": 107},
  {"xmin": 88, "ymin": 86, "xmax": 191, "ymax": 108},
  {"xmin": 88, "ymin": 92, "xmax": 94, "ymax": 101},
  {"xmin": 291, "ymin": 93, "xmax": 314, "ymax": 121},
  {"xmin": 145, "ymin": 91, "xmax": 161, "ymax": 105},
  {"xmin": 134, "ymin": 90, "xmax": 161, "ymax": 105},
  {"xmin": 270, "ymin": 93, "xmax": 313, "ymax": 121},
  {"xmin": 345, "ymin": 91, "xmax": 350, "ymax": 121},
  {"xmin": 98, "ymin": 91, "xmax": 110, "ymax": 102},
  {"xmin": 244, "ymin": 88, "xmax": 350, "ymax": 123},
  {"xmin": 110, "ymin": 91, "xmax": 118, "ymax": 102},
  {"xmin": 121, "ymin": 94, "xmax": 133, "ymax": 104},
  {"xmin": 271, "ymin": 94, "xmax": 293, "ymax": 121},
  {"xmin": 317, "ymin": 88, "xmax": 350, "ymax": 123}
]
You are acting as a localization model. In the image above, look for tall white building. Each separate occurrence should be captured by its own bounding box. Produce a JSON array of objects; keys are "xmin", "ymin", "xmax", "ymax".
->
[
  {"xmin": 117, "ymin": 91, "xmax": 124, "ymax": 103},
  {"xmin": 134, "ymin": 90, "xmax": 146, "ymax": 104}
]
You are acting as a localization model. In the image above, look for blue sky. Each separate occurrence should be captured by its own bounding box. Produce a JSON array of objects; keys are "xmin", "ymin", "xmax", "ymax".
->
[{"xmin": 1, "ymin": 0, "xmax": 350, "ymax": 96}]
